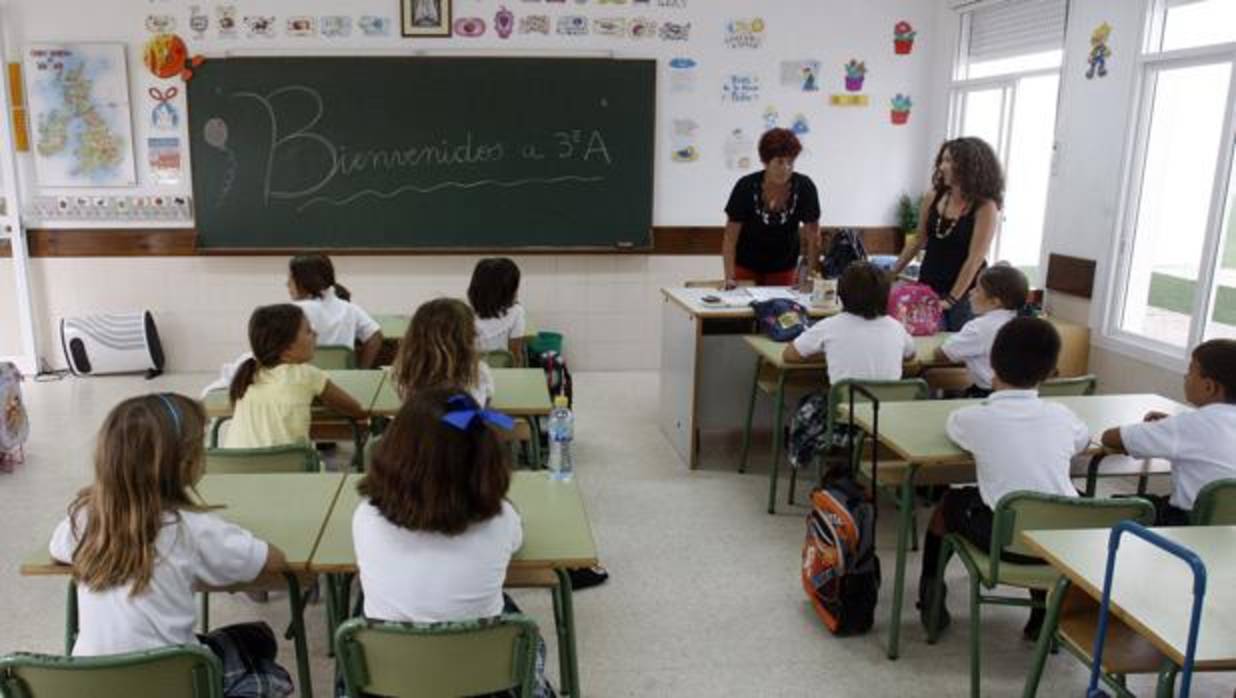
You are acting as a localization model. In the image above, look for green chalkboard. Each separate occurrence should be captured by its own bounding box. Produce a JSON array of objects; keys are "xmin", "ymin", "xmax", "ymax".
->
[{"xmin": 187, "ymin": 57, "xmax": 655, "ymax": 249}]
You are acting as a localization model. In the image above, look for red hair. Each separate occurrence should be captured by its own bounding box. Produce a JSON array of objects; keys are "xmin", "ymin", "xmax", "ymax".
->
[{"xmin": 758, "ymin": 128, "xmax": 802, "ymax": 164}]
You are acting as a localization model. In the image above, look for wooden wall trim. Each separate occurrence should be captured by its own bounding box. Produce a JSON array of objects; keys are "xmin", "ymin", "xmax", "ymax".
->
[{"xmin": 0, "ymin": 225, "xmax": 904, "ymax": 258}]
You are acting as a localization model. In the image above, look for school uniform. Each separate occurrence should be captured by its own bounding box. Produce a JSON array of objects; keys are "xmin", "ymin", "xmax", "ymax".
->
[
  {"xmin": 294, "ymin": 288, "xmax": 380, "ymax": 348},
  {"xmin": 474, "ymin": 361, "xmax": 495, "ymax": 407},
  {"xmin": 791, "ymin": 312, "xmax": 917, "ymax": 385},
  {"xmin": 940, "ymin": 308, "xmax": 1016, "ymax": 392},
  {"xmin": 50, "ymin": 510, "xmax": 291, "ymax": 697},
  {"xmin": 942, "ymin": 389, "xmax": 1090, "ymax": 552},
  {"xmin": 1119, "ymin": 403, "xmax": 1236, "ymax": 523},
  {"xmin": 475, "ymin": 303, "xmax": 527, "ymax": 354},
  {"xmin": 224, "ymin": 363, "xmax": 328, "ymax": 448}
]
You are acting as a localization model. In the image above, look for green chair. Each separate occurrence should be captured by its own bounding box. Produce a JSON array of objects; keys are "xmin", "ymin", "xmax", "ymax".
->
[
  {"xmin": 0, "ymin": 645, "xmax": 223, "ymax": 698},
  {"xmin": 334, "ymin": 615, "xmax": 541, "ymax": 698},
  {"xmin": 927, "ymin": 491, "xmax": 1155, "ymax": 698},
  {"xmin": 204, "ymin": 444, "xmax": 321, "ymax": 474},
  {"xmin": 312, "ymin": 345, "xmax": 356, "ymax": 370},
  {"xmin": 482, "ymin": 350, "xmax": 517, "ymax": 368},
  {"xmin": 1191, "ymin": 478, "xmax": 1236, "ymax": 524},
  {"xmin": 1038, "ymin": 374, "xmax": 1097, "ymax": 396}
]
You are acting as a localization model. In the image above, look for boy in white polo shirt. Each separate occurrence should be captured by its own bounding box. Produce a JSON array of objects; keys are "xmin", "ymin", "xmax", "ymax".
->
[
  {"xmin": 1101, "ymin": 339, "xmax": 1236, "ymax": 525},
  {"xmin": 936, "ymin": 264, "xmax": 1029, "ymax": 397},
  {"xmin": 919, "ymin": 317, "xmax": 1090, "ymax": 636}
]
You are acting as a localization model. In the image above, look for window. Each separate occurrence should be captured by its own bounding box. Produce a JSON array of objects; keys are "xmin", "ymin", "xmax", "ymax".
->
[
  {"xmin": 1109, "ymin": 2, "xmax": 1236, "ymax": 360},
  {"xmin": 948, "ymin": 0, "xmax": 1066, "ymax": 284}
]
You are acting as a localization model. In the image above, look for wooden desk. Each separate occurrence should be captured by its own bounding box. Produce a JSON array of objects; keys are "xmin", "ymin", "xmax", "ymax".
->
[
  {"xmin": 370, "ymin": 367, "xmax": 553, "ymax": 418},
  {"xmin": 21, "ymin": 473, "xmax": 349, "ymax": 698},
  {"xmin": 659, "ymin": 287, "xmax": 839, "ymax": 469},
  {"xmin": 202, "ymin": 369, "xmax": 387, "ymax": 419},
  {"xmin": 1022, "ymin": 526, "xmax": 1236, "ymax": 694},
  {"xmin": 314, "ymin": 472, "xmax": 597, "ymax": 697},
  {"xmin": 847, "ymin": 394, "xmax": 1190, "ymax": 661}
]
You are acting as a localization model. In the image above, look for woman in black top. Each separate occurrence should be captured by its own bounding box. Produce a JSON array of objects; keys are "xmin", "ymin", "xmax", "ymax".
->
[
  {"xmin": 891, "ymin": 137, "xmax": 1003, "ymax": 331},
  {"xmin": 722, "ymin": 129, "xmax": 822, "ymax": 288}
]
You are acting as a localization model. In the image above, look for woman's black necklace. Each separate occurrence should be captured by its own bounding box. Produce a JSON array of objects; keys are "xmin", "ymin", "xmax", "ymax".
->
[
  {"xmin": 756, "ymin": 179, "xmax": 797, "ymax": 225},
  {"xmin": 934, "ymin": 192, "xmax": 969, "ymax": 240}
]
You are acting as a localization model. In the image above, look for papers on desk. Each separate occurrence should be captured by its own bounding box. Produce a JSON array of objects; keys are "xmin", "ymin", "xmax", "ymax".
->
[{"xmin": 746, "ymin": 287, "xmax": 799, "ymax": 303}]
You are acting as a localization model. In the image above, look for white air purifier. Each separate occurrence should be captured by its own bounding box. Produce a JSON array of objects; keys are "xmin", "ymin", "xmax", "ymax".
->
[{"xmin": 59, "ymin": 311, "xmax": 165, "ymax": 377}]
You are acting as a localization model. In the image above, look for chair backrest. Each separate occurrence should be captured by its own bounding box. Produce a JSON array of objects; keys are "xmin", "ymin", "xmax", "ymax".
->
[
  {"xmin": 312, "ymin": 345, "xmax": 356, "ymax": 370},
  {"xmin": 990, "ymin": 491, "xmax": 1155, "ymax": 582},
  {"xmin": 1038, "ymin": 374, "xmax": 1097, "ymax": 396},
  {"xmin": 205, "ymin": 444, "xmax": 321, "ymax": 473},
  {"xmin": 335, "ymin": 615, "xmax": 539, "ymax": 698},
  {"xmin": 0, "ymin": 646, "xmax": 223, "ymax": 698},
  {"xmin": 1191, "ymin": 478, "xmax": 1236, "ymax": 525},
  {"xmin": 482, "ymin": 350, "xmax": 516, "ymax": 369},
  {"xmin": 829, "ymin": 378, "xmax": 929, "ymax": 429}
]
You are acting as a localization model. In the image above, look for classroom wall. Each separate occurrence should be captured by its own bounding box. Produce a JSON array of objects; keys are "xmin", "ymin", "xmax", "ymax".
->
[{"xmin": 1, "ymin": 0, "xmax": 946, "ymax": 372}]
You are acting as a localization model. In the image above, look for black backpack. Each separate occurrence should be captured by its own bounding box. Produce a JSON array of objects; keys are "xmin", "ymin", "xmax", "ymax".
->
[{"xmin": 821, "ymin": 228, "xmax": 868, "ymax": 279}]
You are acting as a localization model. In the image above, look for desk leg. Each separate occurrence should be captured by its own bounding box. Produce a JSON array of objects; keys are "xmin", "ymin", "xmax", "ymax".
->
[
  {"xmin": 1023, "ymin": 576, "xmax": 1069, "ymax": 698},
  {"xmin": 284, "ymin": 573, "xmax": 314, "ymax": 698},
  {"xmin": 767, "ymin": 372, "xmax": 788, "ymax": 515},
  {"xmin": 739, "ymin": 357, "xmax": 762, "ymax": 474},
  {"xmin": 887, "ymin": 467, "xmax": 918, "ymax": 660},
  {"xmin": 64, "ymin": 580, "xmax": 78, "ymax": 654},
  {"xmin": 553, "ymin": 568, "xmax": 581, "ymax": 697}
]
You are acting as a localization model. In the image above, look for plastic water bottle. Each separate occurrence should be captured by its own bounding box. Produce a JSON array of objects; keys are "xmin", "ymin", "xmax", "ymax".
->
[
  {"xmin": 547, "ymin": 395, "xmax": 574, "ymax": 481},
  {"xmin": 795, "ymin": 255, "xmax": 812, "ymax": 294}
]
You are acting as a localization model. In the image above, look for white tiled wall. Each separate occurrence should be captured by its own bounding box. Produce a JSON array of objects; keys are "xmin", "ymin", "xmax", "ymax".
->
[{"xmin": 19, "ymin": 255, "xmax": 720, "ymax": 373}]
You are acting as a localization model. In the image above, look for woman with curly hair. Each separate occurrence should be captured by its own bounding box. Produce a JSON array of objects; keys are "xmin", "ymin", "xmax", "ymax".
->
[
  {"xmin": 891, "ymin": 137, "xmax": 1005, "ymax": 331},
  {"xmin": 722, "ymin": 128, "xmax": 822, "ymax": 288}
]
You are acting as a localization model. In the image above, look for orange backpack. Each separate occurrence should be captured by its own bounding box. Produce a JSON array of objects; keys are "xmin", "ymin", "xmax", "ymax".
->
[{"xmin": 801, "ymin": 478, "xmax": 880, "ymax": 635}]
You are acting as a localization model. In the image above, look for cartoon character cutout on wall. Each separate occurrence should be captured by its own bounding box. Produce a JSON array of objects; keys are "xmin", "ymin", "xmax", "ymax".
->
[
  {"xmin": 894, "ymin": 21, "xmax": 916, "ymax": 55},
  {"xmin": 495, "ymin": 6, "xmax": 515, "ymax": 39},
  {"xmin": 801, "ymin": 63, "xmax": 818, "ymax": 91},
  {"xmin": 149, "ymin": 87, "xmax": 179, "ymax": 130},
  {"xmin": 1086, "ymin": 22, "xmax": 1112, "ymax": 79},
  {"xmin": 143, "ymin": 34, "xmax": 187, "ymax": 79},
  {"xmin": 844, "ymin": 60, "xmax": 867, "ymax": 92},
  {"xmin": 890, "ymin": 94, "xmax": 912, "ymax": 125}
]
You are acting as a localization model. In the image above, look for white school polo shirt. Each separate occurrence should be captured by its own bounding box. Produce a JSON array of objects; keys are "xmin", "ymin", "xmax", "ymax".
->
[
  {"xmin": 295, "ymin": 288, "xmax": 380, "ymax": 347},
  {"xmin": 475, "ymin": 304, "xmax": 527, "ymax": 353},
  {"xmin": 940, "ymin": 308, "xmax": 1017, "ymax": 390},
  {"xmin": 354, "ymin": 499, "xmax": 522, "ymax": 623},
  {"xmin": 947, "ymin": 389, "xmax": 1090, "ymax": 508},
  {"xmin": 791, "ymin": 312, "xmax": 916, "ymax": 385},
  {"xmin": 50, "ymin": 509, "xmax": 268, "ymax": 656},
  {"xmin": 1120, "ymin": 403, "xmax": 1236, "ymax": 510}
]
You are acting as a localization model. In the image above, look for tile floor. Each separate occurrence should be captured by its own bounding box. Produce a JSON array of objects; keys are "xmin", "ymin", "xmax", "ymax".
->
[{"xmin": 2, "ymin": 371, "xmax": 1232, "ymax": 697}]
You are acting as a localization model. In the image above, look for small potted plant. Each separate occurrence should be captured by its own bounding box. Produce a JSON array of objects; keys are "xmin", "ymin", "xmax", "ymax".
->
[
  {"xmin": 890, "ymin": 94, "xmax": 912, "ymax": 125},
  {"xmin": 894, "ymin": 21, "xmax": 916, "ymax": 54},
  {"xmin": 897, "ymin": 192, "xmax": 920, "ymax": 253},
  {"xmin": 843, "ymin": 59, "xmax": 867, "ymax": 92}
]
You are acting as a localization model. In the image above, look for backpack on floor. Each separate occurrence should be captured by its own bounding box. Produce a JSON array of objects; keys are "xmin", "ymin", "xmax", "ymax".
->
[
  {"xmin": 888, "ymin": 282, "xmax": 942, "ymax": 336},
  {"xmin": 822, "ymin": 228, "xmax": 868, "ymax": 279},
  {"xmin": 802, "ymin": 476, "xmax": 880, "ymax": 635},
  {"xmin": 0, "ymin": 362, "xmax": 30, "ymax": 473}
]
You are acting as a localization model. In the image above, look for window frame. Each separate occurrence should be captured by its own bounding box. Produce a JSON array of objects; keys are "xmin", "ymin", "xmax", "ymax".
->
[{"xmin": 1099, "ymin": 6, "xmax": 1236, "ymax": 372}]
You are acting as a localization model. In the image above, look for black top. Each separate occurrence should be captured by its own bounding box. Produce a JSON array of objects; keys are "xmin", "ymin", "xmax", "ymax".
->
[
  {"xmin": 919, "ymin": 190, "xmax": 985, "ymax": 297},
  {"xmin": 725, "ymin": 171, "xmax": 821, "ymax": 273}
]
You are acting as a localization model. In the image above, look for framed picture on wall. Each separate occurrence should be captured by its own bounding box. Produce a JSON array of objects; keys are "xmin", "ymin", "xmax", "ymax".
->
[{"xmin": 402, "ymin": 0, "xmax": 452, "ymax": 37}]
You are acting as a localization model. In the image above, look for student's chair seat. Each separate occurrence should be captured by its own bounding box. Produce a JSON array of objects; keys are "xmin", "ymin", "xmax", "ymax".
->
[
  {"xmin": 311, "ymin": 345, "xmax": 356, "ymax": 370},
  {"xmin": 1191, "ymin": 478, "xmax": 1236, "ymax": 525},
  {"xmin": 0, "ymin": 645, "xmax": 223, "ymax": 698},
  {"xmin": 204, "ymin": 444, "xmax": 321, "ymax": 474},
  {"xmin": 334, "ymin": 615, "xmax": 541, "ymax": 698},
  {"xmin": 926, "ymin": 491, "xmax": 1155, "ymax": 698},
  {"xmin": 1038, "ymin": 374, "xmax": 1097, "ymax": 396}
]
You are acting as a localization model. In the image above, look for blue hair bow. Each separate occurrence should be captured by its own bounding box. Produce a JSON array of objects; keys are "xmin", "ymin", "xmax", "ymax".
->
[{"xmin": 442, "ymin": 394, "xmax": 515, "ymax": 432}]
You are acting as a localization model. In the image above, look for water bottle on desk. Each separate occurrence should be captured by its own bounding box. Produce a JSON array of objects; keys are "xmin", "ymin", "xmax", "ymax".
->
[
  {"xmin": 795, "ymin": 255, "xmax": 812, "ymax": 294},
  {"xmin": 546, "ymin": 395, "xmax": 574, "ymax": 481}
]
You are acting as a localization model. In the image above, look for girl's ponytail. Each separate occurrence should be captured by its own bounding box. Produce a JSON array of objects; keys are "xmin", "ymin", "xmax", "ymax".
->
[
  {"xmin": 229, "ymin": 357, "xmax": 259, "ymax": 404},
  {"xmin": 333, "ymin": 282, "xmax": 352, "ymax": 302}
]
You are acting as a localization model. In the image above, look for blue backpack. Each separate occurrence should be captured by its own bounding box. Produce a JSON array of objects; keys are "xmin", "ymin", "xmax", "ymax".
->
[{"xmin": 751, "ymin": 299, "xmax": 809, "ymax": 342}]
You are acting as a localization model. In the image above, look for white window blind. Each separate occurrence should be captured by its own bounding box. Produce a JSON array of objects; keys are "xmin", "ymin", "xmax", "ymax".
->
[{"xmin": 967, "ymin": 0, "xmax": 1068, "ymax": 61}]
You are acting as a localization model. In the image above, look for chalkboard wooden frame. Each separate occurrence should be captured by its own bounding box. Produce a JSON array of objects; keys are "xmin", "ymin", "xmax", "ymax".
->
[{"xmin": 187, "ymin": 56, "xmax": 656, "ymax": 250}]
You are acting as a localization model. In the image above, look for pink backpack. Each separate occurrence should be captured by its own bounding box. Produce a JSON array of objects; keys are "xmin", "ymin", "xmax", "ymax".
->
[{"xmin": 887, "ymin": 282, "xmax": 941, "ymax": 336}]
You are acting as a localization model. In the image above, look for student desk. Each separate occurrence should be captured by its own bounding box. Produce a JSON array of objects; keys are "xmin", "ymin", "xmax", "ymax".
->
[
  {"xmin": 20, "ymin": 473, "xmax": 348, "ymax": 698},
  {"xmin": 312, "ymin": 472, "xmax": 598, "ymax": 698},
  {"xmin": 201, "ymin": 369, "xmax": 387, "ymax": 419},
  {"xmin": 659, "ymin": 286, "xmax": 837, "ymax": 469},
  {"xmin": 1021, "ymin": 526, "xmax": 1236, "ymax": 695},
  {"xmin": 372, "ymin": 314, "xmax": 539, "ymax": 343},
  {"xmin": 369, "ymin": 367, "xmax": 553, "ymax": 417},
  {"xmin": 740, "ymin": 334, "xmax": 958, "ymax": 513},
  {"xmin": 846, "ymin": 394, "xmax": 1189, "ymax": 660}
]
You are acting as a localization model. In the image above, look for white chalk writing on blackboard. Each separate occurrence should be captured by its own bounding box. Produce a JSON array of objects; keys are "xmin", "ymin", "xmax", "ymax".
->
[{"xmin": 295, "ymin": 174, "xmax": 605, "ymax": 212}]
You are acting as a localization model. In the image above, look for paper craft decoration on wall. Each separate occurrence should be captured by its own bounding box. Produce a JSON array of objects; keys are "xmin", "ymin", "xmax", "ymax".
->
[
  {"xmin": 890, "ymin": 94, "xmax": 912, "ymax": 125},
  {"xmin": 494, "ymin": 7, "xmax": 515, "ymax": 39},
  {"xmin": 669, "ymin": 57, "xmax": 697, "ymax": 94},
  {"xmin": 454, "ymin": 17, "xmax": 487, "ymax": 37},
  {"xmin": 670, "ymin": 118, "xmax": 699, "ymax": 162},
  {"xmin": 894, "ymin": 21, "xmax": 916, "ymax": 55},
  {"xmin": 142, "ymin": 34, "xmax": 187, "ymax": 78},
  {"xmin": 791, "ymin": 113, "xmax": 809, "ymax": 135},
  {"xmin": 843, "ymin": 60, "xmax": 867, "ymax": 92},
  {"xmin": 780, "ymin": 60, "xmax": 819, "ymax": 91},
  {"xmin": 659, "ymin": 22, "xmax": 690, "ymax": 41},
  {"xmin": 829, "ymin": 94, "xmax": 869, "ymax": 107},
  {"xmin": 519, "ymin": 15, "xmax": 550, "ymax": 35},
  {"xmin": 149, "ymin": 86, "xmax": 179, "ymax": 129},
  {"xmin": 7, "ymin": 63, "xmax": 30, "ymax": 152},
  {"xmin": 763, "ymin": 105, "xmax": 779, "ymax": 130},
  {"xmin": 188, "ymin": 5, "xmax": 208, "ymax": 39},
  {"xmin": 402, "ymin": 0, "xmax": 452, "ymax": 37},
  {"xmin": 1086, "ymin": 22, "xmax": 1112, "ymax": 79},
  {"xmin": 724, "ymin": 128, "xmax": 754, "ymax": 170},
  {"xmin": 724, "ymin": 18, "xmax": 764, "ymax": 49},
  {"xmin": 722, "ymin": 74, "xmax": 760, "ymax": 103},
  {"xmin": 25, "ymin": 43, "xmax": 137, "ymax": 187},
  {"xmin": 147, "ymin": 136, "xmax": 181, "ymax": 185}
]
